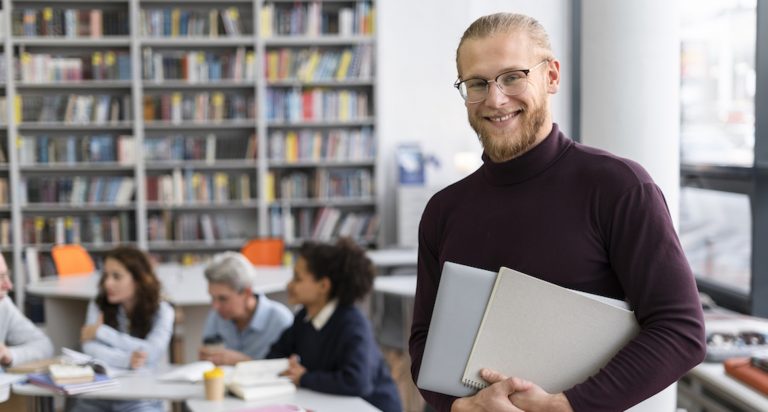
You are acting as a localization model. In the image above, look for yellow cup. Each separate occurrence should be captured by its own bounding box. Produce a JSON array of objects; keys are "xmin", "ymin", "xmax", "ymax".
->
[{"xmin": 203, "ymin": 367, "xmax": 225, "ymax": 401}]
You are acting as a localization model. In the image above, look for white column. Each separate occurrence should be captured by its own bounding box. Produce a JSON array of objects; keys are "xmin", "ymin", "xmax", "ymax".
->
[{"xmin": 580, "ymin": 0, "xmax": 681, "ymax": 227}]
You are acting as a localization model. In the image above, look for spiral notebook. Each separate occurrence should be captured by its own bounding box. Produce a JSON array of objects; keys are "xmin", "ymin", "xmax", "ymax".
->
[{"xmin": 461, "ymin": 266, "xmax": 640, "ymax": 393}]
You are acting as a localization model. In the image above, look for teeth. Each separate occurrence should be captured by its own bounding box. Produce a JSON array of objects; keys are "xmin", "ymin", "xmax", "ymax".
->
[{"xmin": 489, "ymin": 112, "xmax": 516, "ymax": 122}]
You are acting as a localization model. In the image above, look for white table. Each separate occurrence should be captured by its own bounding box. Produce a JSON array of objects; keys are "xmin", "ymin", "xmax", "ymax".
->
[
  {"xmin": 186, "ymin": 389, "xmax": 380, "ymax": 412},
  {"xmin": 26, "ymin": 249, "xmax": 418, "ymax": 363},
  {"xmin": 26, "ymin": 264, "xmax": 292, "ymax": 363},
  {"xmin": 678, "ymin": 361, "xmax": 768, "ymax": 412},
  {"xmin": 12, "ymin": 368, "xmax": 378, "ymax": 412}
]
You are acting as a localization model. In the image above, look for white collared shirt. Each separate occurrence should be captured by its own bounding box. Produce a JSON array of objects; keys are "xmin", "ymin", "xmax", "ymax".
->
[{"xmin": 306, "ymin": 299, "xmax": 338, "ymax": 331}]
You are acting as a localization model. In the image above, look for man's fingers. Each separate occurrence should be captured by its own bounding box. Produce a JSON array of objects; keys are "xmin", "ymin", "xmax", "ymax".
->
[{"xmin": 480, "ymin": 368, "xmax": 508, "ymax": 384}]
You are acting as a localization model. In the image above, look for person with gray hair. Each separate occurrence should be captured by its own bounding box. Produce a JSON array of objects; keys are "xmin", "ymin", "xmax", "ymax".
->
[
  {"xmin": 409, "ymin": 11, "xmax": 705, "ymax": 412},
  {"xmin": 199, "ymin": 251, "xmax": 293, "ymax": 365}
]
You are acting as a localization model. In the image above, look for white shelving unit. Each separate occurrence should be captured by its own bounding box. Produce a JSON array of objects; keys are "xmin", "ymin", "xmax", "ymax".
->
[{"xmin": 0, "ymin": 0, "xmax": 378, "ymax": 308}]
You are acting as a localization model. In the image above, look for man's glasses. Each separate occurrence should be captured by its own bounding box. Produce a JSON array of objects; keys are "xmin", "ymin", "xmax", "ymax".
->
[{"xmin": 454, "ymin": 59, "xmax": 549, "ymax": 103}]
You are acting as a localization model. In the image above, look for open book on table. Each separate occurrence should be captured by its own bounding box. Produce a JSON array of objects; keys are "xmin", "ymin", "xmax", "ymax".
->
[
  {"xmin": 157, "ymin": 361, "xmax": 220, "ymax": 383},
  {"xmin": 227, "ymin": 358, "xmax": 296, "ymax": 401}
]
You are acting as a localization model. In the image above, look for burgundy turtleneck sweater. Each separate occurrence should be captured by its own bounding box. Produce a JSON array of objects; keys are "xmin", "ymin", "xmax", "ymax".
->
[{"xmin": 409, "ymin": 124, "xmax": 706, "ymax": 412}]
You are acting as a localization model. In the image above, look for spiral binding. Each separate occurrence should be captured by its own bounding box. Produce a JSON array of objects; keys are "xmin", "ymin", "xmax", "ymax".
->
[{"xmin": 461, "ymin": 378, "xmax": 488, "ymax": 390}]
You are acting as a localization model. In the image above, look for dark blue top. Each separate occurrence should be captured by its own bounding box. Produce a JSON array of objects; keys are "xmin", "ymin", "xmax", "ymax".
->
[{"xmin": 267, "ymin": 304, "xmax": 402, "ymax": 412}]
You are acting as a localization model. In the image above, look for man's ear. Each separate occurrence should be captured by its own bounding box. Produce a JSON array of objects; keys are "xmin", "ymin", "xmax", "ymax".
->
[{"xmin": 546, "ymin": 59, "xmax": 561, "ymax": 94}]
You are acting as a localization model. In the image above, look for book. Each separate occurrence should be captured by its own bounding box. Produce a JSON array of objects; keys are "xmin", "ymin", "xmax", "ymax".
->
[
  {"xmin": 461, "ymin": 266, "xmax": 639, "ymax": 393},
  {"xmin": 48, "ymin": 364, "xmax": 94, "ymax": 385},
  {"xmin": 27, "ymin": 372, "xmax": 118, "ymax": 395},
  {"xmin": 724, "ymin": 357, "xmax": 768, "ymax": 395},
  {"xmin": 227, "ymin": 358, "xmax": 296, "ymax": 401},
  {"xmin": 157, "ymin": 361, "xmax": 217, "ymax": 383}
]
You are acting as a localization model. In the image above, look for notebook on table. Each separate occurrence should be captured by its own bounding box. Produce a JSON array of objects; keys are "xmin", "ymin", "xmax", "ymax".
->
[
  {"xmin": 461, "ymin": 266, "xmax": 640, "ymax": 393},
  {"xmin": 416, "ymin": 261, "xmax": 497, "ymax": 397}
]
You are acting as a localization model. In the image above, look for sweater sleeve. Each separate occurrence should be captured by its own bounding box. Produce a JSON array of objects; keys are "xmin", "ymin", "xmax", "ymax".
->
[
  {"xmin": 85, "ymin": 301, "xmax": 174, "ymax": 368},
  {"xmin": 299, "ymin": 313, "xmax": 376, "ymax": 397},
  {"xmin": 564, "ymin": 183, "xmax": 706, "ymax": 411},
  {"xmin": 3, "ymin": 299, "xmax": 54, "ymax": 366},
  {"xmin": 266, "ymin": 314, "xmax": 298, "ymax": 359},
  {"xmin": 408, "ymin": 198, "xmax": 457, "ymax": 412}
]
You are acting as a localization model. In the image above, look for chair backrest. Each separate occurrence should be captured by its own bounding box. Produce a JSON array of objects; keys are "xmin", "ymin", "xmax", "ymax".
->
[
  {"xmin": 51, "ymin": 244, "xmax": 96, "ymax": 276},
  {"xmin": 241, "ymin": 238, "xmax": 285, "ymax": 266}
]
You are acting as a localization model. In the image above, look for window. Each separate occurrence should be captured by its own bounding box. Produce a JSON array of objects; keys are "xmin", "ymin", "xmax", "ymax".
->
[{"xmin": 679, "ymin": 0, "xmax": 768, "ymax": 315}]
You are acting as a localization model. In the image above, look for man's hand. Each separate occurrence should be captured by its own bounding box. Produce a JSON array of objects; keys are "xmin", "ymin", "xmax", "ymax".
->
[
  {"xmin": 452, "ymin": 368, "xmax": 574, "ymax": 412},
  {"xmin": 81, "ymin": 314, "xmax": 103, "ymax": 342},
  {"xmin": 198, "ymin": 346, "xmax": 250, "ymax": 366},
  {"xmin": 279, "ymin": 354, "xmax": 306, "ymax": 386},
  {"xmin": 130, "ymin": 351, "xmax": 147, "ymax": 369},
  {"xmin": 0, "ymin": 344, "xmax": 13, "ymax": 367}
]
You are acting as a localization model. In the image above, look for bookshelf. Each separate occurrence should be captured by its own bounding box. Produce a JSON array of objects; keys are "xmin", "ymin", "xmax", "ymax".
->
[{"xmin": 1, "ymin": 0, "xmax": 378, "ymax": 307}]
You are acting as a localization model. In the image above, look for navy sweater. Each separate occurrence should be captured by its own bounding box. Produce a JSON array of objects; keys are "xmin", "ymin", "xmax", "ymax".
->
[
  {"xmin": 410, "ymin": 124, "xmax": 706, "ymax": 412},
  {"xmin": 268, "ymin": 304, "xmax": 402, "ymax": 412}
]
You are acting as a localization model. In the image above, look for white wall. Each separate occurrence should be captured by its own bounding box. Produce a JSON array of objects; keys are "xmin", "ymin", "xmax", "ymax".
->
[
  {"xmin": 580, "ymin": 0, "xmax": 681, "ymax": 227},
  {"xmin": 377, "ymin": 0, "xmax": 572, "ymax": 245}
]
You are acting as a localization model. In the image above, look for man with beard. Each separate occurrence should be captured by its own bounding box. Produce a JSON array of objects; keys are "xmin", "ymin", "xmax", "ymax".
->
[{"xmin": 408, "ymin": 12, "xmax": 706, "ymax": 412}]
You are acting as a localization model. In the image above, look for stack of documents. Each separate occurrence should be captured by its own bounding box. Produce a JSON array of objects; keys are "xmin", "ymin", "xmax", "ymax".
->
[
  {"xmin": 228, "ymin": 358, "xmax": 296, "ymax": 401},
  {"xmin": 27, "ymin": 372, "xmax": 118, "ymax": 395}
]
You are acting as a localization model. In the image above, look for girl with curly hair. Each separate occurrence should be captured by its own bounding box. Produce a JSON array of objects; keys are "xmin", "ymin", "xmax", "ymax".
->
[
  {"xmin": 72, "ymin": 246, "xmax": 174, "ymax": 412},
  {"xmin": 267, "ymin": 238, "xmax": 402, "ymax": 412}
]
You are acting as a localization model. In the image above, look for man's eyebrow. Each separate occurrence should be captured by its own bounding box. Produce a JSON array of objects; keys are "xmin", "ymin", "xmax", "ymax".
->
[{"xmin": 461, "ymin": 66, "xmax": 529, "ymax": 80}]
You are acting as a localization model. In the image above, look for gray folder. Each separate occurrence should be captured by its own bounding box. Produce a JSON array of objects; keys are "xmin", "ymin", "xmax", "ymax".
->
[{"xmin": 416, "ymin": 261, "xmax": 496, "ymax": 397}]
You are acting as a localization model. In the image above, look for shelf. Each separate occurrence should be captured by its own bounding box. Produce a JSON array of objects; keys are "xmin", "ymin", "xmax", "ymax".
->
[
  {"xmin": 142, "ymin": 80, "xmax": 256, "ymax": 90},
  {"xmin": 145, "ymin": 160, "xmax": 257, "ymax": 170},
  {"xmin": 265, "ymin": 36, "xmax": 374, "ymax": 46},
  {"xmin": 268, "ymin": 159, "xmax": 375, "ymax": 168},
  {"xmin": 144, "ymin": 120, "xmax": 257, "ymax": 130},
  {"xmin": 267, "ymin": 119, "xmax": 375, "ymax": 128},
  {"xmin": 22, "ymin": 203, "xmax": 136, "ymax": 213},
  {"xmin": 269, "ymin": 197, "xmax": 376, "ymax": 208},
  {"xmin": 18, "ymin": 122, "xmax": 134, "ymax": 131},
  {"xmin": 267, "ymin": 79, "xmax": 374, "ymax": 87},
  {"xmin": 147, "ymin": 239, "xmax": 249, "ymax": 252},
  {"xmin": 21, "ymin": 242, "xmax": 135, "ymax": 253},
  {"xmin": 19, "ymin": 163, "xmax": 134, "ymax": 173},
  {"xmin": 140, "ymin": 37, "xmax": 255, "ymax": 47},
  {"xmin": 146, "ymin": 200, "xmax": 260, "ymax": 211},
  {"xmin": 16, "ymin": 81, "xmax": 133, "ymax": 90},
  {"xmin": 13, "ymin": 37, "xmax": 132, "ymax": 47}
]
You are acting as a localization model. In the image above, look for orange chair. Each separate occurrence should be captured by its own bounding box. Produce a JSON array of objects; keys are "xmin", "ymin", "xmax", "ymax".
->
[
  {"xmin": 241, "ymin": 238, "xmax": 285, "ymax": 266},
  {"xmin": 51, "ymin": 244, "xmax": 96, "ymax": 276}
]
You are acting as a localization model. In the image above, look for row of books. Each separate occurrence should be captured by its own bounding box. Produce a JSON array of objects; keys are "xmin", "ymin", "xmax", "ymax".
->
[
  {"xmin": 142, "ymin": 47, "xmax": 255, "ymax": 82},
  {"xmin": 265, "ymin": 45, "xmax": 373, "ymax": 82},
  {"xmin": 18, "ymin": 135, "xmax": 135, "ymax": 165},
  {"xmin": 0, "ymin": 219, "xmax": 9, "ymax": 247},
  {"xmin": 146, "ymin": 171, "xmax": 253, "ymax": 205},
  {"xmin": 0, "ymin": 179, "xmax": 8, "ymax": 205},
  {"xmin": 19, "ymin": 94, "xmax": 132, "ymax": 124},
  {"xmin": 19, "ymin": 51, "xmax": 132, "ymax": 83},
  {"xmin": 140, "ymin": 7, "xmax": 246, "ymax": 37},
  {"xmin": 269, "ymin": 206, "xmax": 378, "ymax": 243},
  {"xmin": 20, "ymin": 177, "xmax": 135, "ymax": 206},
  {"xmin": 144, "ymin": 133, "xmax": 257, "ymax": 162},
  {"xmin": 267, "ymin": 169, "xmax": 373, "ymax": 200},
  {"xmin": 13, "ymin": 8, "xmax": 129, "ymax": 37},
  {"xmin": 147, "ymin": 212, "xmax": 238, "ymax": 243},
  {"xmin": 22, "ymin": 213, "xmax": 133, "ymax": 246},
  {"xmin": 266, "ymin": 88, "xmax": 369, "ymax": 122},
  {"xmin": 260, "ymin": 2, "xmax": 375, "ymax": 36},
  {"xmin": 143, "ymin": 93, "xmax": 255, "ymax": 123},
  {"xmin": 268, "ymin": 128, "xmax": 374, "ymax": 162}
]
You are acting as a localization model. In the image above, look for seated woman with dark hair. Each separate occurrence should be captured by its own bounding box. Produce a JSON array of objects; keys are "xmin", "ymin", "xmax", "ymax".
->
[{"xmin": 70, "ymin": 246, "xmax": 174, "ymax": 412}]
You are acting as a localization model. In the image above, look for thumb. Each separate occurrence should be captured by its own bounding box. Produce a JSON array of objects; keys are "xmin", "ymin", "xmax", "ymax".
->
[
  {"xmin": 480, "ymin": 368, "xmax": 509, "ymax": 385},
  {"xmin": 288, "ymin": 354, "xmax": 300, "ymax": 366}
]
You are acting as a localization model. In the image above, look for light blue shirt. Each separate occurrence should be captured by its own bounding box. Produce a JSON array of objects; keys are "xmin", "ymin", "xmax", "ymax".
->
[
  {"xmin": 202, "ymin": 293, "xmax": 293, "ymax": 360},
  {"xmin": 82, "ymin": 300, "xmax": 174, "ymax": 370}
]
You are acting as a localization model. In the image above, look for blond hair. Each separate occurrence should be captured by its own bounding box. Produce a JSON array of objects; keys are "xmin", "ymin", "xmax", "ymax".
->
[{"xmin": 456, "ymin": 13, "xmax": 554, "ymax": 74}]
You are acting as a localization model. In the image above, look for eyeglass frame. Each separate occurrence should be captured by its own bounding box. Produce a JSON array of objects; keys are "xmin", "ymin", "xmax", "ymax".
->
[{"xmin": 454, "ymin": 59, "xmax": 550, "ymax": 103}]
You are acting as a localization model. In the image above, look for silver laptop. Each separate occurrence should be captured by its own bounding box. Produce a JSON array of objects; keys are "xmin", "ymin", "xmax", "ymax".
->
[{"xmin": 416, "ymin": 261, "xmax": 497, "ymax": 397}]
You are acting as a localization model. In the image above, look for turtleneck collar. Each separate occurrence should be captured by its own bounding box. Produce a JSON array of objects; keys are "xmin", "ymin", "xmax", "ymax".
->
[{"xmin": 480, "ymin": 123, "xmax": 572, "ymax": 186}]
